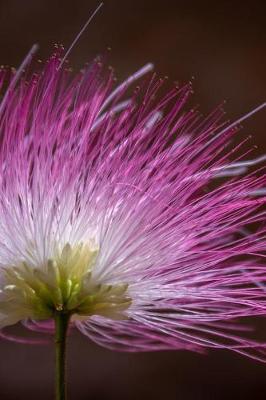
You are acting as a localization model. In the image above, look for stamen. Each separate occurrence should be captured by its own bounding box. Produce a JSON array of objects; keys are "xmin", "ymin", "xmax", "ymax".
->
[
  {"xmin": 145, "ymin": 111, "xmax": 163, "ymax": 130},
  {"xmin": 0, "ymin": 44, "xmax": 39, "ymax": 115},
  {"xmin": 214, "ymin": 167, "xmax": 247, "ymax": 177},
  {"xmin": 202, "ymin": 102, "xmax": 266, "ymax": 150},
  {"xmin": 92, "ymin": 99, "xmax": 132, "ymax": 130},
  {"xmin": 57, "ymin": 2, "xmax": 104, "ymax": 70},
  {"xmin": 99, "ymin": 63, "xmax": 154, "ymax": 113},
  {"xmin": 216, "ymin": 154, "xmax": 266, "ymax": 170},
  {"xmin": 248, "ymin": 188, "xmax": 266, "ymax": 196}
]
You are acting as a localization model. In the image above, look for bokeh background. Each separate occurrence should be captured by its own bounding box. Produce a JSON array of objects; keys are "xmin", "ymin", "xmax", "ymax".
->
[{"xmin": 0, "ymin": 0, "xmax": 265, "ymax": 399}]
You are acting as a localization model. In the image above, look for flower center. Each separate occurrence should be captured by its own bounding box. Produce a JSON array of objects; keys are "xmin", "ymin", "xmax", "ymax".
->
[{"xmin": 0, "ymin": 242, "xmax": 131, "ymax": 327}]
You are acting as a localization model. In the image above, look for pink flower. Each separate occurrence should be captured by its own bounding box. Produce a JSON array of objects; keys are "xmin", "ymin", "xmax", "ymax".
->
[{"xmin": 0, "ymin": 48, "xmax": 265, "ymax": 362}]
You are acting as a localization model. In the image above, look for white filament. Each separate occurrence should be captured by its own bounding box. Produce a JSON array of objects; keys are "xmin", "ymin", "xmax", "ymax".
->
[
  {"xmin": 57, "ymin": 2, "xmax": 104, "ymax": 70},
  {"xmin": 99, "ymin": 63, "xmax": 154, "ymax": 113}
]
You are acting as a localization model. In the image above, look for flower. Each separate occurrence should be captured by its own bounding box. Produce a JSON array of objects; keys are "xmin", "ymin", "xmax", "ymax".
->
[{"xmin": 0, "ymin": 49, "xmax": 265, "ymax": 361}]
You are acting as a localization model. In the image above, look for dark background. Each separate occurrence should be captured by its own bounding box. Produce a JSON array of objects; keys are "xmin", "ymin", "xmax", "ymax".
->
[{"xmin": 0, "ymin": 1, "xmax": 265, "ymax": 399}]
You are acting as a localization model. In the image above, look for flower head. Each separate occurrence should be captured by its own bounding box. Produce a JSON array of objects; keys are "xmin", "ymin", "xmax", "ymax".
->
[{"xmin": 0, "ymin": 49, "xmax": 265, "ymax": 361}]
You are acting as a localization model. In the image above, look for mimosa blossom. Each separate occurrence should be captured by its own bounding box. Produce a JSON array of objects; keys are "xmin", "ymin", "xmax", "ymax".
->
[{"xmin": 0, "ymin": 50, "xmax": 265, "ymax": 361}]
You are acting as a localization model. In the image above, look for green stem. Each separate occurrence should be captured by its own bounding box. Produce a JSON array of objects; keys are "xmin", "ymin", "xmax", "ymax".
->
[{"xmin": 55, "ymin": 312, "xmax": 70, "ymax": 400}]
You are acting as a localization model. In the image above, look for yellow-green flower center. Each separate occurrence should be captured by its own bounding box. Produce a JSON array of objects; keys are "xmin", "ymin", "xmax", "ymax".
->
[{"xmin": 0, "ymin": 242, "xmax": 131, "ymax": 327}]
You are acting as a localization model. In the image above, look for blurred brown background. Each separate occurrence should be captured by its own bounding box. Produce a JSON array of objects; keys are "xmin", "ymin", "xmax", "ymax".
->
[{"xmin": 0, "ymin": 0, "xmax": 265, "ymax": 399}]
